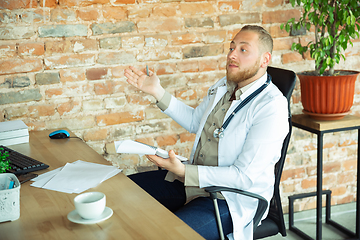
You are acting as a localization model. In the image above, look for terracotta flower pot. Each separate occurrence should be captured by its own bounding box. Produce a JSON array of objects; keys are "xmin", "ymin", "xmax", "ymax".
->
[{"xmin": 298, "ymin": 70, "xmax": 360, "ymax": 120}]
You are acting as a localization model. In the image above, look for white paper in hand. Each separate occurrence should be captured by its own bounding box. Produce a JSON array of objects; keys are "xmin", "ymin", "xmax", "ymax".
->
[
  {"xmin": 115, "ymin": 140, "xmax": 157, "ymax": 155},
  {"xmin": 115, "ymin": 140, "xmax": 188, "ymax": 161}
]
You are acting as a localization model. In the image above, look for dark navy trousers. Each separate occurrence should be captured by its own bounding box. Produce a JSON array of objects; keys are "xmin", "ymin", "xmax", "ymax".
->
[{"xmin": 128, "ymin": 170, "xmax": 233, "ymax": 240}]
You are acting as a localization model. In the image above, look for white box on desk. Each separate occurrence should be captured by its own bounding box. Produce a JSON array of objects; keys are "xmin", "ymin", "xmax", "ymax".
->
[
  {"xmin": 0, "ymin": 135, "xmax": 29, "ymax": 146},
  {"xmin": 0, "ymin": 120, "xmax": 29, "ymax": 146},
  {"xmin": 0, "ymin": 173, "xmax": 20, "ymax": 223}
]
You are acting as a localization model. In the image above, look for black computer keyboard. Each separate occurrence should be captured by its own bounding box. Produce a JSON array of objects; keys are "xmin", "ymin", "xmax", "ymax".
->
[{"xmin": 0, "ymin": 145, "xmax": 49, "ymax": 175}]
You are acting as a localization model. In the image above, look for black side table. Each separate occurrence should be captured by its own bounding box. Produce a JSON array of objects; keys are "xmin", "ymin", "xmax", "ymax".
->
[{"xmin": 290, "ymin": 114, "xmax": 360, "ymax": 240}]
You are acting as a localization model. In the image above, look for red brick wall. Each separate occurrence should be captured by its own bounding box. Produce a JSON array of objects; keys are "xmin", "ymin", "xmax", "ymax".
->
[{"xmin": 1, "ymin": 0, "xmax": 359, "ymax": 213}]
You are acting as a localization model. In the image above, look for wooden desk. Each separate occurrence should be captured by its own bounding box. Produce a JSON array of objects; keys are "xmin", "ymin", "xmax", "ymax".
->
[
  {"xmin": 0, "ymin": 129, "xmax": 204, "ymax": 240},
  {"xmin": 290, "ymin": 114, "xmax": 360, "ymax": 240}
]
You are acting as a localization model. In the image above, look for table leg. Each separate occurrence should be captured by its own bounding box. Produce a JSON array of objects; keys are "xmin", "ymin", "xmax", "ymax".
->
[
  {"xmin": 323, "ymin": 128, "xmax": 359, "ymax": 239},
  {"xmin": 357, "ymin": 129, "xmax": 360, "ymax": 238},
  {"xmin": 317, "ymin": 133, "xmax": 324, "ymax": 240}
]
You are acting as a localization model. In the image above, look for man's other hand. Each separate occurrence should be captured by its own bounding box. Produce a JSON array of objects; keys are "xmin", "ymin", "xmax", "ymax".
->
[{"xmin": 146, "ymin": 150, "xmax": 185, "ymax": 178}]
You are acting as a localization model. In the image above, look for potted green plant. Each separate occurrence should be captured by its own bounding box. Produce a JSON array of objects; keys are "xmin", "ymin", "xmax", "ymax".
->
[
  {"xmin": 0, "ymin": 147, "xmax": 10, "ymax": 173},
  {"xmin": 0, "ymin": 148, "xmax": 19, "ymax": 223},
  {"xmin": 281, "ymin": 0, "xmax": 360, "ymax": 120}
]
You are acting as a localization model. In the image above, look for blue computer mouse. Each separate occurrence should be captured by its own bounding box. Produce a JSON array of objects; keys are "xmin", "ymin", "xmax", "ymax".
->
[{"xmin": 49, "ymin": 129, "xmax": 70, "ymax": 139}]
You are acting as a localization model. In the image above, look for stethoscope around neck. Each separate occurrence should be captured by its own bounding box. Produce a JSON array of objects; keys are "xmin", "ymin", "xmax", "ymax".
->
[{"xmin": 213, "ymin": 75, "xmax": 272, "ymax": 139}]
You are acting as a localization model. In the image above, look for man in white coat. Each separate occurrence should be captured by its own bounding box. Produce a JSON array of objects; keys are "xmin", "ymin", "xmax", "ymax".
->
[{"xmin": 124, "ymin": 25, "xmax": 289, "ymax": 240}]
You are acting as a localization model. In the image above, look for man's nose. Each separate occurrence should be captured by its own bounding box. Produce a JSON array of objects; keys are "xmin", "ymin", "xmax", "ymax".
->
[{"xmin": 228, "ymin": 49, "xmax": 237, "ymax": 60}]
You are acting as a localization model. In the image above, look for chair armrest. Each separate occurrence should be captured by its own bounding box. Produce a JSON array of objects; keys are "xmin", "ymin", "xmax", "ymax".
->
[{"xmin": 205, "ymin": 186, "xmax": 268, "ymax": 230}]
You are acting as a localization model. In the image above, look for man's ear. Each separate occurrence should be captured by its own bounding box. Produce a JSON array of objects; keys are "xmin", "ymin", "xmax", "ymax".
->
[{"xmin": 260, "ymin": 52, "xmax": 271, "ymax": 68}]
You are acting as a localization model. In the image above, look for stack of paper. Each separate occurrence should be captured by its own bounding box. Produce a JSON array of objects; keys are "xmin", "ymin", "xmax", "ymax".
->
[
  {"xmin": 30, "ymin": 160, "xmax": 122, "ymax": 194},
  {"xmin": 0, "ymin": 120, "xmax": 29, "ymax": 146}
]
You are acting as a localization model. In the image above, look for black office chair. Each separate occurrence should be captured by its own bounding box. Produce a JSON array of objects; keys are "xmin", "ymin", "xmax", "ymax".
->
[{"xmin": 205, "ymin": 66, "xmax": 296, "ymax": 240}]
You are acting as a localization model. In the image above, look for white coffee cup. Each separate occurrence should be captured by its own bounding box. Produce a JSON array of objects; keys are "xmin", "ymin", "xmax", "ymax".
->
[{"xmin": 74, "ymin": 192, "xmax": 106, "ymax": 219}]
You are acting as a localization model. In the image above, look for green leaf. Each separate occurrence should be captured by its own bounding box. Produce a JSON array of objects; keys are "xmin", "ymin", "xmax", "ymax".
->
[
  {"xmin": 351, "ymin": 15, "xmax": 356, "ymax": 25},
  {"xmin": 326, "ymin": 57, "xmax": 331, "ymax": 65},
  {"xmin": 342, "ymin": 41, "xmax": 348, "ymax": 49},
  {"xmin": 335, "ymin": 55, "xmax": 340, "ymax": 63},
  {"xmin": 286, "ymin": 24, "xmax": 291, "ymax": 32},
  {"xmin": 341, "ymin": 54, "xmax": 346, "ymax": 61},
  {"xmin": 339, "ymin": 34, "xmax": 345, "ymax": 43},
  {"xmin": 306, "ymin": 22, "xmax": 311, "ymax": 31},
  {"xmin": 320, "ymin": 64, "xmax": 327, "ymax": 75},
  {"xmin": 346, "ymin": 16, "xmax": 351, "ymax": 25}
]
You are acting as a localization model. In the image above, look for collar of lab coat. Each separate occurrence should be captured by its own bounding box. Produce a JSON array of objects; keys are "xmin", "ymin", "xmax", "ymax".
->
[{"xmin": 237, "ymin": 72, "xmax": 268, "ymax": 102}]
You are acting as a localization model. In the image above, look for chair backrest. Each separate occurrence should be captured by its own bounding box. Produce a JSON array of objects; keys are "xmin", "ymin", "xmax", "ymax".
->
[
  {"xmin": 254, "ymin": 66, "xmax": 296, "ymax": 239},
  {"xmin": 268, "ymin": 66, "xmax": 296, "ymax": 116}
]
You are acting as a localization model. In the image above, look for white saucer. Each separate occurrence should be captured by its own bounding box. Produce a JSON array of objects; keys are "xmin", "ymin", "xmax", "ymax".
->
[{"xmin": 67, "ymin": 207, "xmax": 113, "ymax": 224}]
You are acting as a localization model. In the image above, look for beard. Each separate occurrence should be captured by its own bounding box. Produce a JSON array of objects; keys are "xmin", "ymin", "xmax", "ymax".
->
[{"xmin": 226, "ymin": 58, "xmax": 261, "ymax": 84}]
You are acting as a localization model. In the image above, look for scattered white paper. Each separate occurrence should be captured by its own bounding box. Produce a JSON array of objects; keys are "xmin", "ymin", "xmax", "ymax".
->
[
  {"xmin": 30, "ymin": 160, "xmax": 122, "ymax": 194},
  {"xmin": 115, "ymin": 140, "xmax": 188, "ymax": 161},
  {"xmin": 30, "ymin": 167, "xmax": 62, "ymax": 188}
]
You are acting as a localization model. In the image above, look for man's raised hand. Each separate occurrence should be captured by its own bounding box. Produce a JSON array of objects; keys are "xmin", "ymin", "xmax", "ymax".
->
[{"xmin": 124, "ymin": 66, "xmax": 165, "ymax": 101}]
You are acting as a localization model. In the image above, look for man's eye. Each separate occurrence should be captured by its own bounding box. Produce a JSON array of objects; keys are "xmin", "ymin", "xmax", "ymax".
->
[
  {"xmin": 241, "ymin": 48, "xmax": 246, "ymax": 52},
  {"xmin": 229, "ymin": 48, "xmax": 234, "ymax": 51}
]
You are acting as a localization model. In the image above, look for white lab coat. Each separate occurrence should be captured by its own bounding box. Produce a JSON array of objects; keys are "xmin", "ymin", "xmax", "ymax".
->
[{"xmin": 162, "ymin": 73, "xmax": 289, "ymax": 240}]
